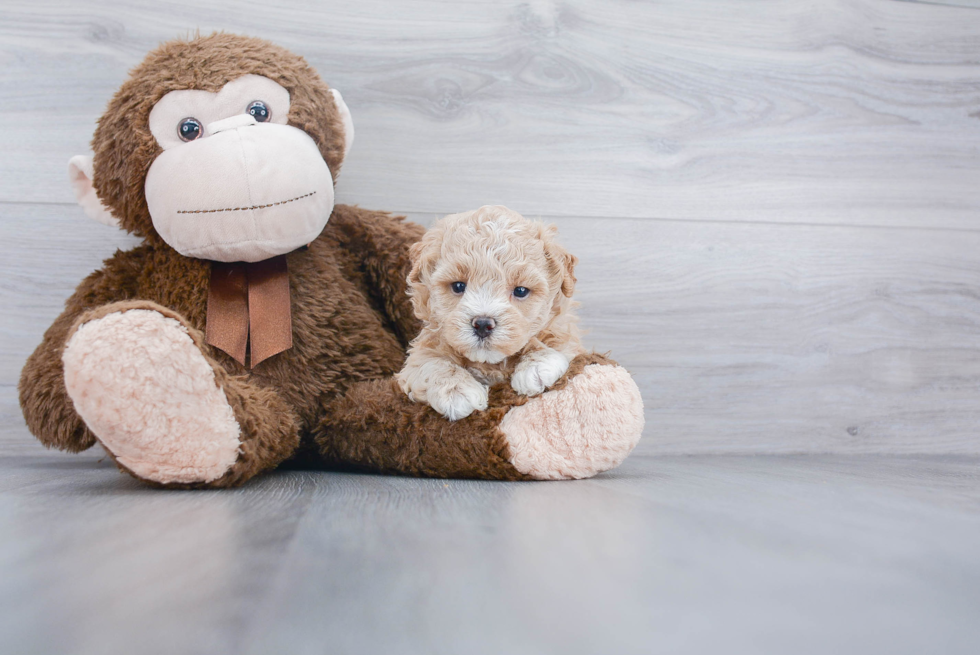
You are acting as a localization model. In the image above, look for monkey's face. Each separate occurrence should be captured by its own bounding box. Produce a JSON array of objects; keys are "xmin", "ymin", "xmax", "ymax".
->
[
  {"xmin": 143, "ymin": 74, "xmax": 341, "ymax": 262},
  {"xmin": 69, "ymin": 34, "xmax": 355, "ymax": 261}
]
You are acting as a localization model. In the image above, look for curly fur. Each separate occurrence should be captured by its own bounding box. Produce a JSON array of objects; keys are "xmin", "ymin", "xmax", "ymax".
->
[{"xmin": 397, "ymin": 206, "xmax": 584, "ymax": 420}]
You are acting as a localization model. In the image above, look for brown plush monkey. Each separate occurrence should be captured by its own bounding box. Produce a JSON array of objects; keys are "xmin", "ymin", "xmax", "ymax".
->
[{"xmin": 18, "ymin": 33, "xmax": 644, "ymax": 488}]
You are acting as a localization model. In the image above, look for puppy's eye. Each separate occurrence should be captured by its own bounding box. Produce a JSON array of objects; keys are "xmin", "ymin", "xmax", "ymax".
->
[
  {"xmin": 177, "ymin": 117, "xmax": 203, "ymax": 142},
  {"xmin": 513, "ymin": 286, "xmax": 530, "ymax": 298},
  {"xmin": 451, "ymin": 281, "xmax": 466, "ymax": 294}
]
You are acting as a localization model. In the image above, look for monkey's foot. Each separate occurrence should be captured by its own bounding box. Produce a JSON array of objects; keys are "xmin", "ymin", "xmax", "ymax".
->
[
  {"xmin": 63, "ymin": 308, "xmax": 241, "ymax": 484},
  {"xmin": 499, "ymin": 363, "xmax": 644, "ymax": 480}
]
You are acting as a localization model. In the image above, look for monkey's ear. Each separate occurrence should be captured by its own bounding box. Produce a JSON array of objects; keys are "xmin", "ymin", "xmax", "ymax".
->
[
  {"xmin": 329, "ymin": 89, "xmax": 355, "ymax": 161},
  {"xmin": 68, "ymin": 155, "xmax": 119, "ymax": 227}
]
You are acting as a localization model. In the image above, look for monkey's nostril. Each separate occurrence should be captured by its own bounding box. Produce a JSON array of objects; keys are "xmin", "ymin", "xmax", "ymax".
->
[{"xmin": 472, "ymin": 317, "xmax": 495, "ymax": 339}]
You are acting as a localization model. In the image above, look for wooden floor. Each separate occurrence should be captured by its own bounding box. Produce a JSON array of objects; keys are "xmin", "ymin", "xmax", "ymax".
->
[
  {"xmin": 2, "ymin": 0, "xmax": 980, "ymax": 652},
  {"xmin": 1, "ymin": 448, "xmax": 979, "ymax": 655}
]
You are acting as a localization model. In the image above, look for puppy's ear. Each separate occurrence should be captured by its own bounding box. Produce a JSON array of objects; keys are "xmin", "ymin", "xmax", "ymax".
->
[
  {"xmin": 542, "ymin": 226, "xmax": 577, "ymax": 298},
  {"xmin": 406, "ymin": 240, "xmax": 428, "ymax": 286},
  {"xmin": 407, "ymin": 236, "xmax": 439, "ymax": 322}
]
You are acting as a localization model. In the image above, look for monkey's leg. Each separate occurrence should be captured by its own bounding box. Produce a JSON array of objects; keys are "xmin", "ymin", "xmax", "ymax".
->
[
  {"xmin": 62, "ymin": 301, "xmax": 300, "ymax": 488},
  {"xmin": 315, "ymin": 353, "xmax": 644, "ymax": 480}
]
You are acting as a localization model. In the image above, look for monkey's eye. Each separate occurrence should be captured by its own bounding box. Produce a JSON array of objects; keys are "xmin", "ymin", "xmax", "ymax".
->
[
  {"xmin": 451, "ymin": 281, "xmax": 466, "ymax": 294},
  {"xmin": 177, "ymin": 117, "xmax": 203, "ymax": 142},
  {"xmin": 247, "ymin": 100, "xmax": 271, "ymax": 122},
  {"xmin": 513, "ymin": 286, "xmax": 530, "ymax": 298}
]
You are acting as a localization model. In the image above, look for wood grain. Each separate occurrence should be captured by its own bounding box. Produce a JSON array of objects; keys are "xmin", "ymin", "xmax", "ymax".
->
[
  {"xmin": 0, "ymin": 450, "xmax": 319, "ymax": 654},
  {"xmin": 2, "ymin": 0, "xmax": 979, "ymax": 452},
  {"xmin": 556, "ymin": 215, "xmax": 980, "ymax": 454},
  {"xmin": 244, "ymin": 455, "xmax": 980, "ymax": 655},
  {"xmin": 1, "ymin": 0, "xmax": 979, "ymax": 227},
  {"xmin": 903, "ymin": 0, "xmax": 980, "ymax": 8},
  {"xmin": 4, "ymin": 4, "xmax": 980, "ymax": 653},
  {"xmin": 7, "ymin": 451, "xmax": 976, "ymax": 655},
  {"xmin": 5, "ymin": 204, "xmax": 980, "ymax": 454}
]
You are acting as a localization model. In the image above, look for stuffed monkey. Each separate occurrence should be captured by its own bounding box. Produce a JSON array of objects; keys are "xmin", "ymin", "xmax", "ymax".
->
[{"xmin": 19, "ymin": 34, "xmax": 644, "ymax": 488}]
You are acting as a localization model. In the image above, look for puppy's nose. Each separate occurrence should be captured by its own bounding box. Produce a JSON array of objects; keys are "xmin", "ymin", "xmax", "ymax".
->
[{"xmin": 472, "ymin": 317, "xmax": 496, "ymax": 339}]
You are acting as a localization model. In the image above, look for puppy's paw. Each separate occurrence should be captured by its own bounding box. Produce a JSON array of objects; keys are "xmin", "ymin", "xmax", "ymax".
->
[
  {"xmin": 512, "ymin": 348, "xmax": 571, "ymax": 396},
  {"xmin": 428, "ymin": 374, "xmax": 489, "ymax": 421}
]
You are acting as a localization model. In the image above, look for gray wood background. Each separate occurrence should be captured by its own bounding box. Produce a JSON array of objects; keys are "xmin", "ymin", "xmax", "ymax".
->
[
  {"xmin": 2, "ymin": 0, "xmax": 980, "ymax": 454},
  {"xmin": 4, "ymin": 4, "xmax": 980, "ymax": 654}
]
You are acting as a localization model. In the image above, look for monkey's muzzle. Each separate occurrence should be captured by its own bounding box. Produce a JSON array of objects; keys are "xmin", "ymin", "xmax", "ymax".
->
[{"xmin": 145, "ymin": 118, "xmax": 335, "ymax": 262}]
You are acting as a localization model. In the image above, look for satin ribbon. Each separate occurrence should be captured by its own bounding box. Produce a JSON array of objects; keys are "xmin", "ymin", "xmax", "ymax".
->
[{"xmin": 206, "ymin": 255, "xmax": 292, "ymax": 368}]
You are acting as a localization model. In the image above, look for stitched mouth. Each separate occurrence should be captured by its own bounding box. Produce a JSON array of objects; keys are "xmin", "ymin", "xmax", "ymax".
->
[{"xmin": 176, "ymin": 191, "xmax": 317, "ymax": 215}]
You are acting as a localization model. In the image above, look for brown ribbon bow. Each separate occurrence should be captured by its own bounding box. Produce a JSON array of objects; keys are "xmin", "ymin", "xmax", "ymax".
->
[{"xmin": 206, "ymin": 255, "xmax": 293, "ymax": 368}]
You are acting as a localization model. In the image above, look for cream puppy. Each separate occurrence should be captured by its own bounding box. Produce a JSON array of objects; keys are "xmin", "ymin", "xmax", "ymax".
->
[{"xmin": 397, "ymin": 205, "xmax": 583, "ymax": 421}]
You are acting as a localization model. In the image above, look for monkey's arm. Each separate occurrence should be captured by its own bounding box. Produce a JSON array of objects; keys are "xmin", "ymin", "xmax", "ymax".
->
[
  {"xmin": 324, "ymin": 204, "xmax": 426, "ymax": 348},
  {"xmin": 316, "ymin": 352, "xmax": 643, "ymax": 480},
  {"xmin": 317, "ymin": 376, "xmax": 526, "ymax": 480},
  {"xmin": 18, "ymin": 249, "xmax": 144, "ymax": 452}
]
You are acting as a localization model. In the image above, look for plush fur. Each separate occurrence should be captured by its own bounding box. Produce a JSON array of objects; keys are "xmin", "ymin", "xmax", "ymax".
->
[
  {"xmin": 20, "ymin": 204, "xmax": 429, "ymax": 487},
  {"xmin": 318, "ymin": 352, "xmax": 631, "ymax": 480},
  {"xmin": 501, "ymin": 363, "xmax": 645, "ymax": 479},
  {"xmin": 92, "ymin": 33, "xmax": 348, "ymax": 238},
  {"xmin": 18, "ymin": 34, "xmax": 644, "ymax": 487},
  {"xmin": 63, "ymin": 308, "xmax": 242, "ymax": 483},
  {"xmin": 397, "ymin": 206, "xmax": 584, "ymax": 420}
]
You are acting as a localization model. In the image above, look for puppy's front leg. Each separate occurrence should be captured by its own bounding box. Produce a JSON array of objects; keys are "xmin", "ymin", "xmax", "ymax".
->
[
  {"xmin": 397, "ymin": 354, "xmax": 489, "ymax": 421},
  {"xmin": 511, "ymin": 345, "xmax": 571, "ymax": 397}
]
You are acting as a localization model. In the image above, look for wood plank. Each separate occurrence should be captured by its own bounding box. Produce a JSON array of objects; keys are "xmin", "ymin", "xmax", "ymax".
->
[
  {"xmin": 556, "ymin": 215, "xmax": 980, "ymax": 454},
  {"xmin": 0, "ymin": 0, "xmax": 979, "ymax": 227},
  {"xmin": 2, "ymin": 452, "xmax": 978, "ymax": 654},
  {"xmin": 242, "ymin": 455, "xmax": 980, "ymax": 655},
  {"xmin": 0, "ymin": 449, "xmax": 318, "ymax": 655},
  {"xmin": 902, "ymin": 0, "xmax": 980, "ymax": 9},
  {"xmin": 5, "ymin": 203, "xmax": 980, "ymax": 454}
]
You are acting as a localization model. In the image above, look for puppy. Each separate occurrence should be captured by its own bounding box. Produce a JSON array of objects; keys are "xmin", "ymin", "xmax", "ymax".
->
[{"xmin": 397, "ymin": 205, "xmax": 583, "ymax": 421}]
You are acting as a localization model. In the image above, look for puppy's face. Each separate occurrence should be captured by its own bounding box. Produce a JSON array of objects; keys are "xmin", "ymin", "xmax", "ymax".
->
[{"xmin": 408, "ymin": 206, "xmax": 576, "ymax": 364}]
